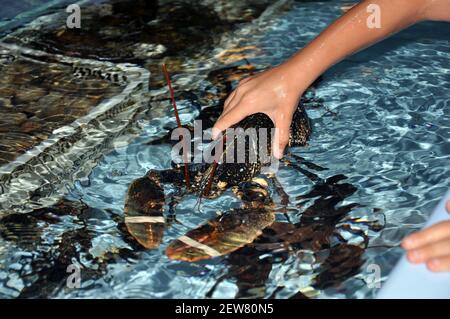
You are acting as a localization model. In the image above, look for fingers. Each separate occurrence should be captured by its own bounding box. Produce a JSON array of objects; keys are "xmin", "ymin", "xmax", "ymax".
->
[
  {"xmin": 427, "ymin": 256, "xmax": 450, "ymax": 272},
  {"xmin": 224, "ymin": 77, "xmax": 252, "ymax": 110},
  {"xmin": 224, "ymin": 89, "xmax": 237, "ymax": 109},
  {"xmin": 214, "ymin": 77, "xmax": 257, "ymax": 139},
  {"xmin": 212, "ymin": 107, "xmax": 248, "ymax": 139},
  {"xmin": 402, "ymin": 221, "xmax": 450, "ymax": 250},
  {"xmin": 223, "ymin": 93, "xmax": 244, "ymax": 116},
  {"xmin": 239, "ymin": 76, "xmax": 252, "ymax": 85},
  {"xmin": 406, "ymin": 237, "xmax": 450, "ymax": 264},
  {"xmin": 403, "ymin": 220, "xmax": 450, "ymax": 272},
  {"xmin": 272, "ymin": 121, "xmax": 291, "ymax": 159}
]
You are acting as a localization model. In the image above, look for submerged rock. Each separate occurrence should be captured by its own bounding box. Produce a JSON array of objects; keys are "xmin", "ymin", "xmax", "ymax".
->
[
  {"xmin": 0, "ymin": 44, "xmax": 148, "ymax": 215},
  {"xmin": 0, "ymin": 46, "xmax": 127, "ymax": 165},
  {"xmin": 5, "ymin": 0, "xmax": 275, "ymax": 64},
  {"xmin": 0, "ymin": 198, "xmax": 137, "ymax": 298}
]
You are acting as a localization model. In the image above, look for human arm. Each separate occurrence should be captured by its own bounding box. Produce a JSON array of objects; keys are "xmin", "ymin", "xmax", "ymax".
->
[{"xmin": 212, "ymin": 0, "xmax": 450, "ymax": 158}]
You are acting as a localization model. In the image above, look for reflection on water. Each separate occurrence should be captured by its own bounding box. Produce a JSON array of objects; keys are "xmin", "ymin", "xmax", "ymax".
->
[
  {"xmin": 0, "ymin": 0, "xmax": 449, "ymax": 299},
  {"xmin": 0, "ymin": 45, "xmax": 125, "ymax": 166},
  {"xmin": 0, "ymin": 57, "xmax": 383, "ymax": 298}
]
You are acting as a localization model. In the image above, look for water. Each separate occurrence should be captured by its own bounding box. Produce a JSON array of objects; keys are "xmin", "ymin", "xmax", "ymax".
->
[{"xmin": 0, "ymin": 0, "xmax": 449, "ymax": 299}]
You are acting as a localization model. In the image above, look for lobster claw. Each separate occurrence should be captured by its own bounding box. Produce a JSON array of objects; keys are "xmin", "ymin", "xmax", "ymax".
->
[
  {"xmin": 166, "ymin": 208, "xmax": 275, "ymax": 262},
  {"xmin": 124, "ymin": 174, "xmax": 165, "ymax": 249}
]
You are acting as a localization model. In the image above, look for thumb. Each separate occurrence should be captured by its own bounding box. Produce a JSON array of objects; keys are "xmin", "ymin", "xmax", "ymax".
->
[
  {"xmin": 272, "ymin": 119, "xmax": 291, "ymax": 159},
  {"xmin": 212, "ymin": 108, "xmax": 246, "ymax": 140}
]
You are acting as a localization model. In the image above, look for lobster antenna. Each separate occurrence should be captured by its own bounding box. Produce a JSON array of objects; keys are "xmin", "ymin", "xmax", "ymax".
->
[
  {"xmin": 203, "ymin": 135, "xmax": 226, "ymax": 197},
  {"xmin": 162, "ymin": 63, "xmax": 191, "ymax": 189}
]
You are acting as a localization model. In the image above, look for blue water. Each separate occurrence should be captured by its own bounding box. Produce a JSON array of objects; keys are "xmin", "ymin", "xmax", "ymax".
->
[
  {"xmin": 0, "ymin": 1, "xmax": 449, "ymax": 299},
  {"xmin": 0, "ymin": 0, "xmax": 76, "ymax": 36}
]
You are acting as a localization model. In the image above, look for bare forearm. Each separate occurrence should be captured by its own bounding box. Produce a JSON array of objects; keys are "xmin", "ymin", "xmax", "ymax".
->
[
  {"xmin": 213, "ymin": 0, "xmax": 449, "ymax": 158},
  {"xmin": 287, "ymin": 0, "xmax": 450, "ymax": 89}
]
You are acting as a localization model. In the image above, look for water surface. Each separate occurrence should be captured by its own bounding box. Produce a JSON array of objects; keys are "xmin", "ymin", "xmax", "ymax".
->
[{"xmin": 0, "ymin": 0, "xmax": 449, "ymax": 299}]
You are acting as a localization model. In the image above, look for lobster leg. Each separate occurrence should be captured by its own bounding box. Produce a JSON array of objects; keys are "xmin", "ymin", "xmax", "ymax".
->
[{"xmin": 269, "ymin": 176, "xmax": 290, "ymax": 207}]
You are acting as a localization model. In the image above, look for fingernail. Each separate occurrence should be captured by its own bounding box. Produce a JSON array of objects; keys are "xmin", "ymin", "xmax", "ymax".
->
[
  {"xmin": 429, "ymin": 259, "xmax": 439, "ymax": 266},
  {"xmin": 402, "ymin": 237, "xmax": 415, "ymax": 249},
  {"xmin": 427, "ymin": 259, "xmax": 440, "ymax": 272},
  {"xmin": 273, "ymin": 148, "xmax": 280, "ymax": 159},
  {"xmin": 211, "ymin": 127, "xmax": 221, "ymax": 140},
  {"xmin": 407, "ymin": 250, "xmax": 421, "ymax": 263}
]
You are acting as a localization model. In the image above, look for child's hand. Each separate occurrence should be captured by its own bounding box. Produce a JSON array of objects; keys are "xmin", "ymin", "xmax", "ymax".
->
[
  {"xmin": 402, "ymin": 201, "xmax": 450, "ymax": 272},
  {"xmin": 212, "ymin": 63, "xmax": 308, "ymax": 159},
  {"xmin": 212, "ymin": 0, "xmax": 450, "ymax": 159}
]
